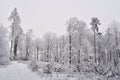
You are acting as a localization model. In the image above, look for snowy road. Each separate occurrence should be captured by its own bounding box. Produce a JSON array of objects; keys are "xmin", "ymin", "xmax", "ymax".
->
[{"xmin": 0, "ymin": 61, "xmax": 41, "ymax": 80}]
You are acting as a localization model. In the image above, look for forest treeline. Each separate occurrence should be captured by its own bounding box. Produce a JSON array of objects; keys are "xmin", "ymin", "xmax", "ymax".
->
[{"xmin": 0, "ymin": 8, "xmax": 120, "ymax": 78}]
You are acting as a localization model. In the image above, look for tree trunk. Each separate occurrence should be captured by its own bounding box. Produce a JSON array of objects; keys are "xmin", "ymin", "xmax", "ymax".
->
[
  {"xmin": 36, "ymin": 46, "xmax": 39, "ymax": 60},
  {"xmin": 10, "ymin": 40, "xmax": 13, "ymax": 60},
  {"xmin": 69, "ymin": 35, "xmax": 72, "ymax": 65},
  {"xmin": 78, "ymin": 50, "xmax": 80, "ymax": 64},
  {"xmin": 116, "ymin": 33, "xmax": 118, "ymax": 47},
  {"xmin": 13, "ymin": 38, "xmax": 18, "ymax": 60},
  {"xmin": 59, "ymin": 45, "xmax": 62, "ymax": 63},
  {"xmin": 78, "ymin": 36, "xmax": 81, "ymax": 64},
  {"xmin": 98, "ymin": 40, "xmax": 101, "ymax": 64},
  {"xmin": 26, "ymin": 46, "xmax": 29, "ymax": 60},
  {"xmin": 94, "ymin": 29, "xmax": 97, "ymax": 63},
  {"xmin": 46, "ymin": 46, "xmax": 49, "ymax": 62}
]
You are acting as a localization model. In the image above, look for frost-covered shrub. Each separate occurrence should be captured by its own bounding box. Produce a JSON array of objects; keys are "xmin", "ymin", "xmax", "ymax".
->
[
  {"xmin": 43, "ymin": 64, "xmax": 52, "ymax": 74},
  {"xmin": 76, "ymin": 62, "xmax": 94, "ymax": 73},
  {"xmin": 29, "ymin": 61, "xmax": 53, "ymax": 73},
  {"xmin": 28, "ymin": 59, "xmax": 38, "ymax": 71},
  {"xmin": 0, "ymin": 57, "xmax": 9, "ymax": 65},
  {"xmin": 51, "ymin": 62, "xmax": 65, "ymax": 72}
]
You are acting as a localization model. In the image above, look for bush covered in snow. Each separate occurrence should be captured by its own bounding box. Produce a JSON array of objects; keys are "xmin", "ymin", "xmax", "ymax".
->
[{"xmin": 28, "ymin": 59, "xmax": 38, "ymax": 71}]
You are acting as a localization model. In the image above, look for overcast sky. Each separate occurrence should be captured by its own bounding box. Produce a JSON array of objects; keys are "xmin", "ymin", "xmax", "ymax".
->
[{"xmin": 0, "ymin": 0, "xmax": 120, "ymax": 38}]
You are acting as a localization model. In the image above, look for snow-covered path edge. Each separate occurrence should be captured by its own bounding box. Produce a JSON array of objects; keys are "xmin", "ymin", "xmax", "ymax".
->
[{"xmin": 0, "ymin": 61, "xmax": 41, "ymax": 80}]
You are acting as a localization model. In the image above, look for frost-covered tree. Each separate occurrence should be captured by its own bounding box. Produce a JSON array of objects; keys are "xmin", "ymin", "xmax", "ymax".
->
[
  {"xmin": 25, "ymin": 29, "xmax": 33, "ymax": 60},
  {"xmin": 66, "ymin": 17, "xmax": 78, "ymax": 65},
  {"xmin": 73, "ymin": 20, "xmax": 87, "ymax": 64},
  {"xmin": 66, "ymin": 17, "xmax": 90, "ymax": 65},
  {"xmin": 94, "ymin": 21, "xmax": 120, "ymax": 76},
  {"xmin": 57, "ymin": 35, "xmax": 66, "ymax": 63},
  {"xmin": 90, "ymin": 17, "xmax": 101, "ymax": 63},
  {"xmin": 52, "ymin": 36, "xmax": 59, "ymax": 62},
  {"xmin": 67, "ymin": 18, "xmax": 94, "ymax": 72},
  {"xmin": 105, "ymin": 21, "xmax": 120, "ymax": 65},
  {"xmin": 43, "ymin": 32, "xmax": 57, "ymax": 62},
  {"xmin": 104, "ymin": 28, "xmax": 112, "ymax": 65},
  {"xmin": 109, "ymin": 21, "xmax": 120, "ymax": 47},
  {"xmin": 8, "ymin": 8, "xmax": 23, "ymax": 60},
  {"xmin": 105, "ymin": 21, "xmax": 120, "ymax": 74},
  {"xmin": 33, "ymin": 38, "xmax": 43, "ymax": 60},
  {"xmin": 0, "ymin": 24, "xmax": 9, "ymax": 65},
  {"xmin": 17, "ymin": 34, "xmax": 26, "ymax": 60}
]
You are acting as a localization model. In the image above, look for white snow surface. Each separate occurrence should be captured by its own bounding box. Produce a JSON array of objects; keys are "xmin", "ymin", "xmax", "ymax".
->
[
  {"xmin": 0, "ymin": 61, "xmax": 77, "ymax": 80},
  {"xmin": 0, "ymin": 61, "xmax": 41, "ymax": 80},
  {"xmin": 0, "ymin": 61, "xmax": 108, "ymax": 80}
]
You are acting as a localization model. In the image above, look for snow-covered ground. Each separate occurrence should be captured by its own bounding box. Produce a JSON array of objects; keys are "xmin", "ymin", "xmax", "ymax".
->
[
  {"xmin": 0, "ymin": 61, "xmax": 77, "ymax": 80},
  {"xmin": 0, "ymin": 61, "xmax": 41, "ymax": 80},
  {"xmin": 0, "ymin": 61, "xmax": 119, "ymax": 80}
]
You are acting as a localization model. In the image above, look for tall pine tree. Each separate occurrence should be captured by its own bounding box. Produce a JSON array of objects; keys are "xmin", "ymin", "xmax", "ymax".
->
[{"xmin": 8, "ymin": 8, "xmax": 23, "ymax": 60}]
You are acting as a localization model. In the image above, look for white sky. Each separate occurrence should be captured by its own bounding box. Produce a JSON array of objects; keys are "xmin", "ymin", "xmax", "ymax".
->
[{"xmin": 0, "ymin": 0, "xmax": 120, "ymax": 38}]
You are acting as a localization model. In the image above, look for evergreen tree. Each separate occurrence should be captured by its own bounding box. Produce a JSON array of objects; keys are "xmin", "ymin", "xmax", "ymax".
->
[{"xmin": 8, "ymin": 8, "xmax": 23, "ymax": 60}]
